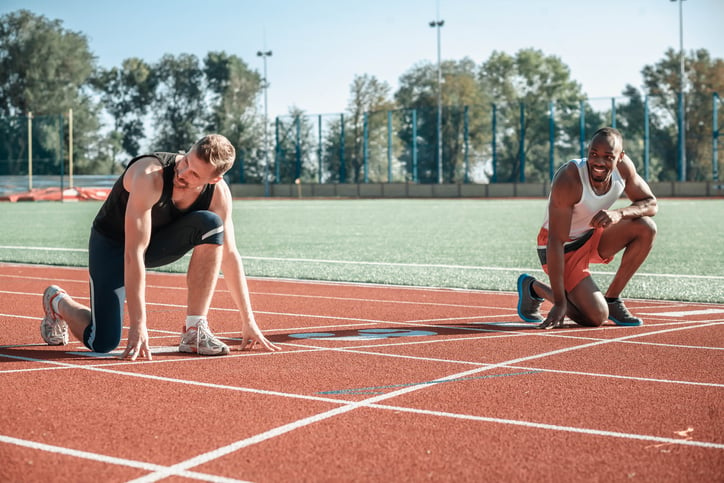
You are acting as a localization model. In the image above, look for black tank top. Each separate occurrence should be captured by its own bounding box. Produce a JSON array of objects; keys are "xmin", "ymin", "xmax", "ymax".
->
[{"xmin": 92, "ymin": 152, "xmax": 215, "ymax": 242}]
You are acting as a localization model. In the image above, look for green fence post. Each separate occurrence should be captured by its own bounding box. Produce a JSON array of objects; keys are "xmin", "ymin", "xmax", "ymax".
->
[
  {"xmin": 611, "ymin": 97, "xmax": 616, "ymax": 128},
  {"xmin": 27, "ymin": 112, "xmax": 33, "ymax": 190},
  {"xmin": 318, "ymin": 115, "xmax": 323, "ymax": 184},
  {"xmin": 295, "ymin": 115, "xmax": 301, "ymax": 180},
  {"xmin": 275, "ymin": 117, "xmax": 280, "ymax": 182},
  {"xmin": 518, "ymin": 102, "xmax": 525, "ymax": 183},
  {"xmin": 387, "ymin": 110, "xmax": 393, "ymax": 183},
  {"xmin": 644, "ymin": 96, "xmax": 650, "ymax": 182},
  {"xmin": 411, "ymin": 109, "xmax": 418, "ymax": 183},
  {"xmin": 714, "ymin": 93, "xmax": 720, "ymax": 182},
  {"xmin": 339, "ymin": 113, "xmax": 346, "ymax": 183},
  {"xmin": 549, "ymin": 101, "xmax": 555, "ymax": 181},
  {"xmin": 363, "ymin": 111, "xmax": 369, "ymax": 183},
  {"xmin": 464, "ymin": 105, "xmax": 469, "ymax": 183},
  {"xmin": 677, "ymin": 92, "xmax": 686, "ymax": 181},
  {"xmin": 492, "ymin": 104, "xmax": 497, "ymax": 183},
  {"xmin": 59, "ymin": 113, "xmax": 64, "ymax": 199}
]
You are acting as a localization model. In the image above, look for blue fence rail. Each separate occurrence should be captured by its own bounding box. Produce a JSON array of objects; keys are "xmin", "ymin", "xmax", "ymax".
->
[
  {"xmin": 272, "ymin": 94, "xmax": 721, "ymax": 185},
  {"xmin": 1, "ymin": 94, "xmax": 720, "ymax": 189}
]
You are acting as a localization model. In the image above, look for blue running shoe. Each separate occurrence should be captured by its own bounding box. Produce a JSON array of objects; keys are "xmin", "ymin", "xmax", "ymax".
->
[
  {"xmin": 607, "ymin": 299, "xmax": 643, "ymax": 326},
  {"xmin": 517, "ymin": 274, "xmax": 543, "ymax": 323}
]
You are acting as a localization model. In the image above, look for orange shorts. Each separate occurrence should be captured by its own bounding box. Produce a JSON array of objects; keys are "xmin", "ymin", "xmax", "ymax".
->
[{"xmin": 537, "ymin": 227, "xmax": 613, "ymax": 293}]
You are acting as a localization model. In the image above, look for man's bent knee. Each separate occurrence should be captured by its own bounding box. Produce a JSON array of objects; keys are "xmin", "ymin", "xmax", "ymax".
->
[
  {"xmin": 191, "ymin": 211, "xmax": 224, "ymax": 246},
  {"xmin": 634, "ymin": 216, "xmax": 657, "ymax": 241},
  {"xmin": 566, "ymin": 297, "xmax": 607, "ymax": 327},
  {"xmin": 567, "ymin": 280, "xmax": 608, "ymax": 327},
  {"xmin": 84, "ymin": 327, "xmax": 121, "ymax": 353}
]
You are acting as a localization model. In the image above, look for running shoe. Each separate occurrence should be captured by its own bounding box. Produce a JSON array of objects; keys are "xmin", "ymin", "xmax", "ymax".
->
[
  {"xmin": 607, "ymin": 299, "xmax": 643, "ymax": 326},
  {"xmin": 40, "ymin": 285, "xmax": 69, "ymax": 345},
  {"xmin": 517, "ymin": 273, "xmax": 544, "ymax": 323},
  {"xmin": 179, "ymin": 319, "xmax": 230, "ymax": 356}
]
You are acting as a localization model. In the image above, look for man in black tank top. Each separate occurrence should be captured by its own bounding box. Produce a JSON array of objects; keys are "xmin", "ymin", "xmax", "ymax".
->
[{"xmin": 39, "ymin": 134, "xmax": 281, "ymax": 359}]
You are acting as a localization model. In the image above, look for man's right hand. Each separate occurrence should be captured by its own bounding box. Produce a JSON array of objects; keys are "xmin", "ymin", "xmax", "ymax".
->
[
  {"xmin": 539, "ymin": 301, "xmax": 567, "ymax": 330},
  {"xmin": 120, "ymin": 322, "xmax": 153, "ymax": 361}
]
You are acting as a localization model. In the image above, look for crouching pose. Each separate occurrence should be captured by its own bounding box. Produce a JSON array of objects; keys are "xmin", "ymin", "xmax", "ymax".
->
[
  {"xmin": 41, "ymin": 134, "xmax": 280, "ymax": 359},
  {"xmin": 517, "ymin": 127, "xmax": 657, "ymax": 329}
]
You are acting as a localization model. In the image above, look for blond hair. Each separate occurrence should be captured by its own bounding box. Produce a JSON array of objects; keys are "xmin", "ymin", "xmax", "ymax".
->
[{"xmin": 191, "ymin": 134, "xmax": 236, "ymax": 176}]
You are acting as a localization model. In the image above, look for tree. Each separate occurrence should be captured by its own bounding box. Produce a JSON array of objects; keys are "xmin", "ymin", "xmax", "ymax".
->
[
  {"xmin": 616, "ymin": 85, "xmax": 675, "ymax": 181},
  {"xmin": 395, "ymin": 58, "xmax": 487, "ymax": 183},
  {"xmin": 642, "ymin": 48, "xmax": 724, "ymax": 180},
  {"xmin": 274, "ymin": 107, "xmax": 317, "ymax": 183},
  {"xmin": 151, "ymin": 53, "xmax": 206, "ymax": 150},
  {"xmin": 203, "ymin": 52, "xmax": 263, "ymax": 183},
  {"xmin": 478, "ymin": 48, "xmax": 586, "ymax": 182},
  {"xmin": 343, "ymin": 74, "xmax": 396, "ymax": 182},
  {"xmin": 0, "ymin": 9, "xmax": 103, "ymax": 175},
  {"xmin": 91, "ymin": 58, "xmax": 156, "ymax": 160}
]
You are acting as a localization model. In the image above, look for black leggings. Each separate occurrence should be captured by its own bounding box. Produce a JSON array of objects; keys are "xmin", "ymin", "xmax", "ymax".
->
[{"xmin": 84, "ymin": 211, "xmax": 224, "ymax": 353}]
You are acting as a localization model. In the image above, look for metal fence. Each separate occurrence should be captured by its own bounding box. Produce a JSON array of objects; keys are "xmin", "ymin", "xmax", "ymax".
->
[
  {"xmin": 273, "ymin": 94, "xmax": 721, "ymax": 185},
  {"xmin": 1, "ymin": 94, "xmax": 721, "ymax": 194}
]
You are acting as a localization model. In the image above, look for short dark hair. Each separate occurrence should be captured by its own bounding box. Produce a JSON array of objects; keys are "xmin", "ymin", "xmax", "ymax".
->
[{"xmin": 591, "ymin": 127, "xmax": 623, "ymax": 152}]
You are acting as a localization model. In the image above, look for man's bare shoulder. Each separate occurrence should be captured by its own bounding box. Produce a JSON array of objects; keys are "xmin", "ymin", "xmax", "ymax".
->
[
  {"xmin": 616, "ymin": 154, "xmax": 639, "ymax": 180},
  {"xmin": 123, "ymin": 156, "xmax": 164, "ymax": 194},
  {"xmin": 210, "ymin": 178, "xmax": 232, "ymax": 213},
  {"xmin": 550, "ymin": 161, "xmax": 582, "ymax": 205}
]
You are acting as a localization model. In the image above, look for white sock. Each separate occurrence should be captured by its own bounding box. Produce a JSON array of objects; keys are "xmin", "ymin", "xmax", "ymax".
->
[
  {"xmin": 51, "ymin": 292, "xmax": 67, "ymax": 314},
  {"xmin": 185, "ymin": 315, "xmax": 205, "ymax": 330}
]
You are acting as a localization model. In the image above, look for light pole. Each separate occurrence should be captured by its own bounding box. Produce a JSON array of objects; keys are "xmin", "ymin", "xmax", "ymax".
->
[
  {"xmin": 671, "ymin": 0, "xmax": 686, "ymax": 181},
  {"xmin": 429, "ymin": 18, "xmax": 444, "ymax": 184},
  {"xmin": 257, "ymin": 50, "xmax": 272, "ymax": 196}
]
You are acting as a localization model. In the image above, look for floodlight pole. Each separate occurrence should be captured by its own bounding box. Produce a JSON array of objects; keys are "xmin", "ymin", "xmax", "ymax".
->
[
  {"xmin": 671, "ymin": 0, "xmax": 686, "ymax": 181},
  {"xmin": 257, "ymin": 50, "xmax": 272, "ymax": 196},
  {"xmin": 429, "ymin": 18, "xmax": 444, "ymax": 184}
]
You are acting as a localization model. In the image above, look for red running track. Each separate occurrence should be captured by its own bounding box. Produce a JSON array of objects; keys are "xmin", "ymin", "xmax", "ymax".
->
[{"xmin": 1, "ymin": 262, "xmax": 723, "ymax": 482}]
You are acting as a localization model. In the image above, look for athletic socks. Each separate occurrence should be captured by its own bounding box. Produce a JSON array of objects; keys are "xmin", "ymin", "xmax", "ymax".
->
[
  {"xmin": 605, "ymin": 297, "xmax": 621, "ymax": 303},
  {"xmin": 185, "ymin": 315, "xmax": 206, "ymax": 330},
  {"xmin": 51, "ymin": 292, "xmax": 67, "ymax": 315}
]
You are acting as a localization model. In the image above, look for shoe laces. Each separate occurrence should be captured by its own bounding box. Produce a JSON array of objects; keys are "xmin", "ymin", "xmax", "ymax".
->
[
  {"xmin": 195, "ymin": 320, "xmax": 225, "ymax": 347},
  {"xmin": 609, "ymin": 299, "xmax": 630, "ymax": 313}
]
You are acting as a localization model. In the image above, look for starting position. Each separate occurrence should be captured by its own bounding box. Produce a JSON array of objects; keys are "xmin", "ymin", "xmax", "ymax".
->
[{"xmin": 40, "ymin": 134, "xmax": 281, "ymax": 359}]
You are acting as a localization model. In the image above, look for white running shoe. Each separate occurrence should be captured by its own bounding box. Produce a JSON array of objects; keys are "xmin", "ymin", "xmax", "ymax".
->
[
  {"xmin": 40, "ymin": 285, "xmax": 69, "ymax": 346},
  {"xmin": 179, "ymin": 319, "xmax": 230, "ymax": 356}
]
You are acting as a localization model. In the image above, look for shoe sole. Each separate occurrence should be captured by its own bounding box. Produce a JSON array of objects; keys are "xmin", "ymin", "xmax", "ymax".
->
[
  {"xmin": 608, "ymin": 317, "xmax": 643, "ymax": 327},
  {"xmin": 517, "ymin": 274, "xmax": 543, "ymax": 323},
  {"xmin": 179, "ymin": 346, "xmax": 230, "ymax": 356}
]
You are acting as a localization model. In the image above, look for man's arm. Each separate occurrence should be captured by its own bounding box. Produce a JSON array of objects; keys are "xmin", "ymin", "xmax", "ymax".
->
[
  {"xmin": 119, "ymin": 158, "xmax": 163, "ymax": 360},
  {"xmin": 590, "ymin": 155, "xmax": 657, "ymax": 229},
  {"xmin": 539, "ymin": 164, "xmax": 580, "ymax": 329},
  {"xmin": 211, "ymin": 181, "xmax": 280, "ymax": 352}
]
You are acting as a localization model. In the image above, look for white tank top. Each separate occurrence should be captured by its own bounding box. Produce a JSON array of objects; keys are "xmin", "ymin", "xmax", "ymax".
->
[{"xmin": 542, "ymin": 158, "xmax": 626, "ymax": 239}]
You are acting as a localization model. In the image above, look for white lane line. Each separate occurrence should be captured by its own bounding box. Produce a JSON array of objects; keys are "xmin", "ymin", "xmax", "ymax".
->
[
  {"xmin": 2, "ymin": 323, "xmax": 722, "ymax": 481},
  {"xmin": 367, "ymin": 404, "xmax": 724, "ymax": 450},
  {"xmin": 640, "ymin": 308, "xmax": 724, "ymax": 317},
  {"xmin": 129, "ymin": 322, "xmax": 724, "ymax": 483},
  {"xmin": 2, "ymin": 252, "xmax": 723, "ymax": 281},
  {"xmin": 0, "ymin": 435, "xmax": 249, "ymax": 483}
]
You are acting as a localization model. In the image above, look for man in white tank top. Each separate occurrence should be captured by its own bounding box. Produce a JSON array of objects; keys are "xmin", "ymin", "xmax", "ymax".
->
[{"xmin": 517, "ymin": 127, "xmax": 658, "ymax": 328}]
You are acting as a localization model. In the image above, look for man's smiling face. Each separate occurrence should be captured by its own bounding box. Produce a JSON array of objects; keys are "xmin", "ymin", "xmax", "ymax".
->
[{"xmin": 586, "ymin": 133, "xmax": 623, "ymax": 185}]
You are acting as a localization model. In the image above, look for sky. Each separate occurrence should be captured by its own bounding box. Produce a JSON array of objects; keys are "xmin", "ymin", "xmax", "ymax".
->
[{"xmin": 2, "ymin": 0, "xmax": 723, "ymax": 121}]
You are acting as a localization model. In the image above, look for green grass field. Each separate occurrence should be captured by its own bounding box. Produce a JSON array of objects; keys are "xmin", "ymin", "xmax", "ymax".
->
[{"xmin": 0, "ymin": 198, "xmax": 722, "ymax": 303}]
